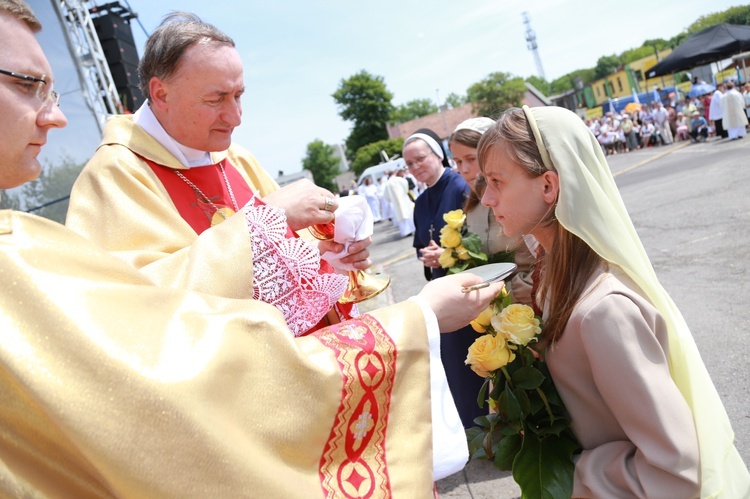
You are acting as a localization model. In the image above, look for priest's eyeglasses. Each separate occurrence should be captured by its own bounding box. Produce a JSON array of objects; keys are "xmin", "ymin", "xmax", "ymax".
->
[{"xmin": 0, "ymin": 69, "xmax": 61, "ymax": 107}]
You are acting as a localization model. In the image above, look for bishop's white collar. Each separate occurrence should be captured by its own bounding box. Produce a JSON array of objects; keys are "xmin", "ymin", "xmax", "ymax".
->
[{"xmin": 133, "ymin": 103, "xmax": 214, "ymax": 167}]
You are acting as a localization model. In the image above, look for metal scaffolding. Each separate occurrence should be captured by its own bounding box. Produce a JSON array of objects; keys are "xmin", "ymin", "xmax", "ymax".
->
[{"xmin": 50, "ymin": 0, "xmax": 123, "ymax": 133}]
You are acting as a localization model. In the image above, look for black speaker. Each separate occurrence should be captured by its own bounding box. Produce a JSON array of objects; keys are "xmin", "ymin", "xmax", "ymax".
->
[
  {"xmin": 92, "ymin": 13, "xmax": 135, "ymax": 45},
  {"xmin": 117, "ymin": 85, "xmax": 144, "ymax": 112},
  {"xmin": 107, "ymin": 60, "xmax": 137, "ymax": 85},
  {"xmin": 91, "ymin": 5, "xmax": 143, "ymax": 113},
  {"xmin": 100, "ymin": 38, "xmax": 139, "ymax": 67},
  {"xmin": 108, "ymin": 60, "xmax": 143, "ymax": 112}
]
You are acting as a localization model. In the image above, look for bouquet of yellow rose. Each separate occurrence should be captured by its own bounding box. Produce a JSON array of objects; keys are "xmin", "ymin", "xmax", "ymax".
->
[
  {"xmin": 438, "ymin": 209, "xmax": 488, "ymax": 273},
  {"xmin": 465, "ymin": 292, "xmax": 580, "ymax": 498}
]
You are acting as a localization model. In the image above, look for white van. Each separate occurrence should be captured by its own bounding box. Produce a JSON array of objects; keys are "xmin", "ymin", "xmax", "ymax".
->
[{"xmin": 357, "ymin": 158, "xmax": 407, "ymax": 186}]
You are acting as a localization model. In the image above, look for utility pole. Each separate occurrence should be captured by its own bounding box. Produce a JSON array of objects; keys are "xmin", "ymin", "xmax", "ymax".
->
[{"xmin": 522, "ymin": 12, "xmax": 546, "ymax": 82}]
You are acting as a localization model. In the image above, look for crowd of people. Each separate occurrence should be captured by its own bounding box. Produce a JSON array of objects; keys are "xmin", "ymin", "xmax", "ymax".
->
[
  {"xmin": 585, "ymin": 81, "xmax": 750, "ymax": 155},
  {"xmin": 344, "ymin": 167, "xmax": 421, "ymax": 237}
]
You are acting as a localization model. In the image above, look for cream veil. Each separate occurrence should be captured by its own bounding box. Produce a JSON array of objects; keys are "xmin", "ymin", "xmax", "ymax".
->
[{"xmin": 522, "ymin": 105, "xmax": 749, "ymax": 498}]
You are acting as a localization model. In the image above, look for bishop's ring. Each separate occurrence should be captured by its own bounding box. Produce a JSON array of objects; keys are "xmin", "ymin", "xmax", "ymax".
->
[{"xmin": 323, "ymin": 197, "xmax": 335, "ymax": 212}]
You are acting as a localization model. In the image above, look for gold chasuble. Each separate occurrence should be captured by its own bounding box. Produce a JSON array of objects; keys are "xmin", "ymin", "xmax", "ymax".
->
[
  {"xmin": 66, "ymin": 114, "xmax": 280, "ymax": 299},
  {"xmin": 66, "ymin": 114, "xmax": 353, "ymax": 335},
  {"xmin": 0, "ymin": 211, "xmax": 434, "ymax": 497}
]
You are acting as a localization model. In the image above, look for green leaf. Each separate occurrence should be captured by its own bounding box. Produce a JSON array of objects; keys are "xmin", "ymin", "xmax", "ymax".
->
[
  {"xmin": 498, "ymin": 386, "xmax": 521, "ymax": 421},
  {"xmin": 522, "ymin": 348, "xmax": 537, "ymax": 366},
  {"xmin": 477, "ymin": 377, "xmax": 490, "ymax": 409},
  {"xmin": 461, "ymin": 233, "xmax": 484, "ymax": 254},
  {"xmin": 466, "ymin": 426, "xmax": 483, "ymax": 443},
  {"xmin": 490, "ymin": 377, "xmax": 505, "ymax": 400},
  {"xmin": 474, "ymin": 415, "xmax": 492, "ymax": 428},
  {"xmin": 489, "ymin": 250, "xmax": 515, "ymax": 264},
  {"xmin": 512, "ymin": 366, "xmax": 545, "ymax": 390},
  {"xmin": 448, "ymin": 261, "xmax": 470, "ymax": 274},
  {"xmin": 493, "ymin": 424, "xmax": 517, "ymax": 436},
  {"xmin": 514, "ymin": 386, "xmax": 531, "ymax": 417},
  {"xmin": 467, "ymin": 427, "xmax": 487, "ymax": 459},
  {"xmin": 493, "ymin": 433, "xmax": 522, "ymax": 471},
  {"xmin": 501, "ymin": 292, "xmax": 513, "ymax": 309},
  {"xmin": 467, "ymin": 250, "xmax": 488, "ymax": 261},
  {"xmin": 512, "ymin": 431, "xmax": 579, "ymax": 499}
]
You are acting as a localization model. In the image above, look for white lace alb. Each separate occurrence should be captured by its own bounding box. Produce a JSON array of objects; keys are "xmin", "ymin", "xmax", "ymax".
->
[{"xmin": 244, "ymin": 199, "xmax": 348, "ymax": 337}]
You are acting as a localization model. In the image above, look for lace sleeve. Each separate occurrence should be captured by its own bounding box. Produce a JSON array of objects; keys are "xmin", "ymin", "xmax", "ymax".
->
[{"xmin": 244, "ymin": 199, "xmax": 348, "ymax": 337}]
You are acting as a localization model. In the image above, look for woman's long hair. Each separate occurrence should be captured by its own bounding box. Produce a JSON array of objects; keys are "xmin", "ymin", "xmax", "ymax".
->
[{"xmin": 477, "ymin": 108, "xmax": 603, "ymax": 346}]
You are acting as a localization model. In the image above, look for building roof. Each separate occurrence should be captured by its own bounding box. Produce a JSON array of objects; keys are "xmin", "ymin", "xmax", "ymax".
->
[
  {"xmin": 386, "ymin": 84, "xmax": 549, "ymax": 141},
  {"xmin": 386, "ymin": 103, "xmax": 474, "ymax": 141}
]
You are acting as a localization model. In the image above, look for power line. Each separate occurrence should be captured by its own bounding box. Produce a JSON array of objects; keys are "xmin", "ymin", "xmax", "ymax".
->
[{"xmin": 26, "ymin": 195, "xmax": 70, "ymax": 213}]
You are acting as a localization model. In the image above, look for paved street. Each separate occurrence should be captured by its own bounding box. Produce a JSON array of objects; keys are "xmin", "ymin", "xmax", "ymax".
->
[{"xmin": 359, "ymin": 135, "xmax": 750, "ymax": 498}]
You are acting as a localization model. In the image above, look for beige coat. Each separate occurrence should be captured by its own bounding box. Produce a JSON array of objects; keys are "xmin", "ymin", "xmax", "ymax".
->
[{"xmin": 545, "ymin": 266, "xmax": 700, "ymax": 498}]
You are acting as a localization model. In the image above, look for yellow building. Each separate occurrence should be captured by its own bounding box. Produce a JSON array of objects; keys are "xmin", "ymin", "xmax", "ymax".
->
[
  {"xmin": 577, "ymin": 49, "xmax": 679, "ymax": 110},
  {"xmin": 629, "ymin": 49, "xmax": 676, "ymax": 92}
]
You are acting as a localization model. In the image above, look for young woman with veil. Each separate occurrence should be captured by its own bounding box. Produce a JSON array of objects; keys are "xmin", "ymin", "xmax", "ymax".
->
[{"xmin": 477, "ymin": 105, "xmax": 749, "ymax": 497}]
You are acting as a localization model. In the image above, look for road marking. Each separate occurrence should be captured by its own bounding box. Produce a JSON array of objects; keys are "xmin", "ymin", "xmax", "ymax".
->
[
  {"xmin": 380, "ymin": 250, "xmax": 416, "ymax": 267},
  {"xmin": 612, "ymin": 141, "xmax": 691, "ymax": 177}
]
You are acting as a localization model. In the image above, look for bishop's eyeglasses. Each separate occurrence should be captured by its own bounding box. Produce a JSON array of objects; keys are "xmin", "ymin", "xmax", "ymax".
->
[{"xmin": 0, "ymin": 68, "xmax": 60, "ymax": 107}]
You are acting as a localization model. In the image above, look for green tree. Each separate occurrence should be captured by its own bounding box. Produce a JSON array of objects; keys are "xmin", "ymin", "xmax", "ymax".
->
[
  {"xmin": 350, "ymin": 138, "xmax": 404, "ymax": 177},
  {"xmin": 594, "ymin": 54, "xmax": 621, "ymax": 79},
  {"xmin": 444, "ymin": 92, "xmax": 467, "ymax": 109},
  {"xmin": 620, "ymin": 46, "xmax": 655, "ymax": 64},
  {"xmin": 723, "ymin": 5, "xmax": 750, "ymax": 26},
  {"xmin": 550, "ymin": 68, "xmax": 596, "ymax": 95},
  {"xmin": 0, "ymin": 189, "xmax": 22, "ymax": 210},
  {"xmin": 524, "ymin": 75, "xmax": 550, "ymax": 95},
  {"xmin": 687, "ymin": 5, "xmax": 750, "ymax": 34},
  {"xmin": 466, "ymin": 72, "xmax": 526, "ymax": 117},
  {"xmin": 302, "ymin": 140, "xmax": 340, "ymax": 191},
  {"xmin": 391, "ymin": 98, "xmax": 438, "ymax": 124},
  {"xmin": 642, "ymin": 38, "xmax": 670, "ymax": 53},
  {"xmin": 21, "ymin": 155, "xmax": 84, "ymax": 223},
  {"xmin": 332, "ymin": 70, "xmax": 394, "ymax": 156}
]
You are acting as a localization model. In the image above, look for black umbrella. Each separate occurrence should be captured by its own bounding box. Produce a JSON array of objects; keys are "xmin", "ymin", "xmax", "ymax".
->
[{"xmin": 646, "ymin": 24, "xmax": 750, "ymax": 78}]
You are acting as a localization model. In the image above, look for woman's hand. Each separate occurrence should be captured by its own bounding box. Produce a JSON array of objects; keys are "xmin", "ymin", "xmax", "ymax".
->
[{"xmin": 419, "ymin": 240, "xmax": 444, "ymax": 269}]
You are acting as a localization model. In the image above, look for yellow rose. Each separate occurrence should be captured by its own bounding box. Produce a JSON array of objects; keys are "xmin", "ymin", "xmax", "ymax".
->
[
  {"xmin": 470, "ymin": 305, "xmax": 494, "ymax": 333},
  {"xmin": 455, "ymin": 245, "xmax": 471, "ymax": 260},
  {"xmin": 443, "ymin": 209, "xmax": 466, "ymax": 229},
  {"xmin": 465, "ymin": 334, "xmax": 515, "ymax": 378},
  {"xmin": 475, "ymin": 305, "xmax": 495, "ymax": 327},
  {"xmin": 438, "ymin": 249, "xmax": 457, "ymax": 268},
  {"xmin": 470, "ymin": 320, "xmax": 486, "ymax": 333},
  {"xmin": 439, "ymin": 226, "xmax": 462, "ymax": 248},
  {"xmin": 491, "ymin": 304, "xmax": 541, "ymax": 346}
]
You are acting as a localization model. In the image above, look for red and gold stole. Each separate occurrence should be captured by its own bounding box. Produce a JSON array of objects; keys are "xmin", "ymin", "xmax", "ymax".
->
[
  {"xmin": 313, "ymin": 315, "xmax": 397, "ymax": 498},
  {"xmin": 147, "ymin": 158, "xmax": 253, "ymax": 235}
]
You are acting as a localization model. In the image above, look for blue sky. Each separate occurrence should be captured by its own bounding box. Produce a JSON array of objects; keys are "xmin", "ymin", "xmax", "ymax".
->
[{"xmin": 28, "ymin": 0, "xmax": 743, "ymax": 179}]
